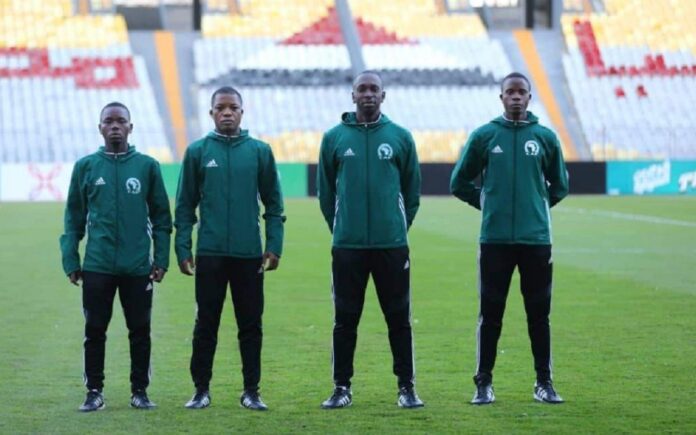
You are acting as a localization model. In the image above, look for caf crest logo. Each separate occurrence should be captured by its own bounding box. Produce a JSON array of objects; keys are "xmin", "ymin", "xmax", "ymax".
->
[
  {"xmin": 524, "ymin": 140, "xmax": 540, "ymax": 156},
  {"xmin": 126, "ymin": 178, "xmax": 141, "ymax": 194},
  {"xmin": 377, "ymin": 143, "xmax": 393, "ymax": 160}
]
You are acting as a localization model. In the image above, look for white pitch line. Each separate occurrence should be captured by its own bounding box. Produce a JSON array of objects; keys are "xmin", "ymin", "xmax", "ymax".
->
[
  {"xmin": 554, "ymin": 248, "xmax": 696, "ymax": 254},
  {"xmin": 556, "ymin": 207, "xmax": 696, "ymax": 228}
]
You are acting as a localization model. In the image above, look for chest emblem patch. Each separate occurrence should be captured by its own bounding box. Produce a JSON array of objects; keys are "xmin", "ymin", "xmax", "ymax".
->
[
  {"xmin": 126, "ymin": 177, "xmax": 141, "ymax": 194},
  {"xmin": 377, "ymin": 143, "xmax": 393, "ymax": 160},
  {"xmin": 524, "ymin": 140, "xmax": 540, "ymax": 156}
]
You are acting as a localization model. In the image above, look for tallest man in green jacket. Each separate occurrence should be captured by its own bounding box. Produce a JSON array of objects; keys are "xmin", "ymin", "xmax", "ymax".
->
[
  {"xmin": 317, "ymin": 70, "xmax": 424, "ymax": 409},
  {"xmin": 175, "ymin": 86, "xmax": 284, "ymax": 411},
  {"xmin": 450, "ymin": 72, "xmax": 569, "ymax": 406}
]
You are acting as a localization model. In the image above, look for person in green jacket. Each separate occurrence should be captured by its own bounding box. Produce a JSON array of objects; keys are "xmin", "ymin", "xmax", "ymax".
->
[
  {"xmin": 317, "ymin": 71, "xmax": 424, "ymax": 409},
  {"xmin": 175, "ymin": 86, "xmax": 285, "ymax": 411},
  {"xmin": 60, "ymin": 101, "xmax": 172, "ymax": 412},
  {"xmin": 450, "ymin": 72, "xmax": 569, "ymax": 405}
]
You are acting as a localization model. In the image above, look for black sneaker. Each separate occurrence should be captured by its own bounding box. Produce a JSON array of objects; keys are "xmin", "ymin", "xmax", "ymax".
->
[
  {"xmin": 321, "ymin": 386, "xmax": 352, "ymax": 409},
  {"xmin": 79, "ymin": 389, "xmax": 105, "ymax": 412},
  {"xmin": 184, "ymin": 390, "xmax": 211, "ymax": 409},
  {"xmin": 240, "ymin": 390, "xmax": 268, "ymax": 411},
  {"xmin": 130, "ymin": 390, "xmax": 156, "ymax": 409},
  {"xmin": 397, "ymin": 386, "xmax": 424, "ymax": 408},
  {"xmin": 471, "ymin": 383, "xmax": 495, "ymax": 405},
  {"xmin": 534, "ymin": 381, "xmax": 564, "ymax": 404}
]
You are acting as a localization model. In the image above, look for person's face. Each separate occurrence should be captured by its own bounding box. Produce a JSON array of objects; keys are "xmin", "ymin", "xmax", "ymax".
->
[
  {"xmin": 352, "ymin": 73, "xmax": 385, "ymax": 116},
  {"xmin": 500, "ymin": 77, "xmax": 531, "ymax": 119},
  {"xmin": 99, "ymin": 106, "xmax": 132, "ymax": 148},
  {"xmin": 210, "ymin": 93, "xmax": 243, "ymax": 135}
]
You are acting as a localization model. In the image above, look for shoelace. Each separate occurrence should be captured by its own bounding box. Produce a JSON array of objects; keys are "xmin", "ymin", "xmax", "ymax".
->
[{"xmin": 538, "ymin": 384, "xmax": 555, "ymax": 397}]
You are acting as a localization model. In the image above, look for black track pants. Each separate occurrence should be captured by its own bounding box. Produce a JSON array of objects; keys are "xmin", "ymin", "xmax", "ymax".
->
[
  {"xmin": 330, "ymin": 247, "xmax": 415, "ymax": 389},
  {"xmin": 190, "ymin": 256, "xmax": 264, "ymax": 392},
  {"xmin": 82, "ymin": 271, "xmax": 153, "ymax": 392},
  {"xmin": 475, "ymin": 243, "xmax": 554, "ymax": 384}
]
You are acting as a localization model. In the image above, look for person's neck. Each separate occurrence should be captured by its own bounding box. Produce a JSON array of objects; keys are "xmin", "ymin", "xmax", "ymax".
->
[
  {"xmin": 215, "ymin": 128, "xmax": 241, "ymax": 137},
  {"xmin": 104, "ymin": 143, "xmax": 128, "ymax": 154},
  {"xmin": 356, "ymin": 111, "xmax": 381, "ymax": 124},
  {"xmin": 504, "ymin": 111, "xmax": 527, "ymax": 122}
]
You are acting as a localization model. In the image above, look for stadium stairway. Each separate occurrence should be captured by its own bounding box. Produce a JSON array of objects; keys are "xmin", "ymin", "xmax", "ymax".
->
[
  {"xmin": 532, "ymin": 29, "xmax": 589, "ymax": 160},
  {"xmin": 128, "ymin": 30, "xmax": 199, "ymax": 158},
  {"xmin": 173, "ymin": 32, "xmax": 199, "ymax": 146},
  {"xmin": 129, "ymin": 31, "xmax": 177, "ymax": 152},
  {"xmin": 491, "ymin": 29, "xmax": 587, "ymax": 160}
]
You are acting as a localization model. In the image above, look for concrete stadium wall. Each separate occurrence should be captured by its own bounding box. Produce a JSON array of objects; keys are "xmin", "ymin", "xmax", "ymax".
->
[
  {"xmin": 2, "ymin": 161, "xmax": 695, "ymax": 202},
  {"xmin": 308, "ymin": 162, "xmax": 609, "ymax": 195}
]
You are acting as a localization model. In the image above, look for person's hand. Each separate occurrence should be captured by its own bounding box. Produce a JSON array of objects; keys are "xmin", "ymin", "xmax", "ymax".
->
[
  {"xmin": 68, "ymin": 270, "xmax": 82, "ymax": 286},
  {"xmin": 150, "ymin": 266, "xmax": 166, "ymax": 283},
  {"xmin": 179, "ymin": 258, "xmax": 195, "ymax": 276},
  {"xmin": 262, "ymin": 252, "xmax": 280, "ymax": 271}
]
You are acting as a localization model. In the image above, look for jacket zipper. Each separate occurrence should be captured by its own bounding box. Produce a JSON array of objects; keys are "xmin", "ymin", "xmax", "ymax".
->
[
  {"xmin": 114, "ymin": 153, "xmax": 119, "ymax": 272},
  {"xmin": 227, "ymin": 138, "xmax": 231, "ymax": 253},
  {"xmin": 512, "ymin": 124, "xmax": 517, "ymax": 241},
  {"xmin": 365, "ymin": 124, "xmax": 370, "ymax": 245}
]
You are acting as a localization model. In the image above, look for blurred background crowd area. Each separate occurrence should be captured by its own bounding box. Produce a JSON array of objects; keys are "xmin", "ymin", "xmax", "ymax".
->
[{"xmin": 1, "ymin": 0, "xmax": 694, "ymax": 164}]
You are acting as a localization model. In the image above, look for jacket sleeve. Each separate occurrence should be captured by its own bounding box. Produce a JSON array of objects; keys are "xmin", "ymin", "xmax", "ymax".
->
[
  {"xmin": 400, "ymin": 132, "xmax": 421, "ymax": 228},
  {"xmin": 545, "ymin": 133, "xmax": 569, "ymax": 207},
  {"xmin": 148, "ymin": 161, "xmax": 172, "ymax": 270},
  {"xmin": 174, "ymin": 145, "xmax": 200, "ymax": 264},
  {"xmin": 59, "ymin": 163, "xmax": 86, "ymax": 275},
  {"xmin": 317, "ymin": 133, "xmax": 337, "ymax": 232},
  {"xmin": 258, "ymin": 143, "xmax": 285, "ymax": 257},
  {"xmin": 450, "ymin": 131, "xmax": 484, "ymax": 210}
]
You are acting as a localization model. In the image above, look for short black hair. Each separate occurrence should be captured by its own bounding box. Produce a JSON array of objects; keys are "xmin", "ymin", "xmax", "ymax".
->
[
  {"xmin": 353, "ymin": 70, "xmax": 383, "ymax": 88},
  {"xmin": 500, "ymin": 72, "xmax": 531, "ymax": 92},
  {"xmin": 211, "ymin": 86, "xmax": 243, "ymax": 107},
  {"xmin": 100, "ymin": 101, "xmax": 130, "ymax": 120}
]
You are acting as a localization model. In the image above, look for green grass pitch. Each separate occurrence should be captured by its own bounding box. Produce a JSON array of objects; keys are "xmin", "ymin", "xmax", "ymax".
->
[{"xmin": 1, "ymin": 196, "xmax": 694, "ymax": 434}]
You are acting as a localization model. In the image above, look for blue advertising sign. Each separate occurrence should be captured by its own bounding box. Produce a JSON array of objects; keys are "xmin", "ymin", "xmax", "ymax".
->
[{"xmin": 606, "ymin": 160, "xmax": 696, "ymax": 195}]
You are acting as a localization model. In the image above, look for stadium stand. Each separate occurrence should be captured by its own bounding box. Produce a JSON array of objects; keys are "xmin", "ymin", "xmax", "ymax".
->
[
  {"xmin": 0, "ymin": 0, "xmax": 172, "ymax": 163},
  {"xmin": 194, "ymin": 0, "xmax": 552, "ymax": 163},
  {"xmin": 561, "ymin": 0, "xmax": 696, "ymax": 159}
]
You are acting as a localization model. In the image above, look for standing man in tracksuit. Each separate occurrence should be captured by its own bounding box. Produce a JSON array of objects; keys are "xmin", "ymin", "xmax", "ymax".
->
[
  {"xmin": 60, "ymin": 101, "xmax": 172, "ymax": 412},
  {"xmin": 317, "ymin": 70, "xmax": 424, "ymax": 409},
  {"xmin": 175, "ymin": 86, "xmax": 285, "ymax": 411},
  {"xmin": 450, "ymin": 72, "xmax": 569, "ymax": 405}
]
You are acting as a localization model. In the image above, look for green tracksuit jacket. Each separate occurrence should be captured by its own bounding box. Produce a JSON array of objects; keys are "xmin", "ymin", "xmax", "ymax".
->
[
  {"xmin": 174, "ymin": 130, "xmax": 284, "ymax": 263},
  {"xmin": 317, "ymin": 113, "xmax": 421, "ymax": 248},
  {"xmin": 450, "ymin": 112, "xmax": 569, "ymax": 244},
  {"xmin": 60, "ymin": 146, "xmax": 172, "ymax": 276}
]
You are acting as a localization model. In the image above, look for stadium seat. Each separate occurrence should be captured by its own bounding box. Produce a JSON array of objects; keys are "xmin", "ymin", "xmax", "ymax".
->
[
  {"xmin": 562, "ymin": 0, "xmax": 696, "ymax": 159},
  {"xmin": 0, "ymin": 3, "xmax": 171, "ymax": 163}
]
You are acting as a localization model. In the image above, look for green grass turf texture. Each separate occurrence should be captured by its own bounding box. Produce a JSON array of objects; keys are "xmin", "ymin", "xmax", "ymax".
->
[{"xmin": 0, "ymin": 196, "xmax": 694, "ymax": 434}]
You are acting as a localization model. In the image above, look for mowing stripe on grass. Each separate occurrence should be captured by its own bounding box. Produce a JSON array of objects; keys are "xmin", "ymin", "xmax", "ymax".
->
[{"xmin": 557, "ymin": 207, "xmax": 696, "ymax": 227}]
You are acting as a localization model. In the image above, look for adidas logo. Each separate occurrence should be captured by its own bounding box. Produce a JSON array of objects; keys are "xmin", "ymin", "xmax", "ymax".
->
[
  {"xmin": 146, "ymin": 282, "xmax": 153, "ymax": 291},
  {"xmin": 492, "ymin": 145, "xmax": 503, "ymax": 154},
  {"xmin": 343, "ymin": 148, "xmax": 355, "ymax": 157},
  {"xmin": 95, "ymin": 177, "xmax": 106, "ymax": 186},
  {"xmin": 206, "ymin": 159, "xmax": 218, "ymax": 168},
  {"xmin": 404, "ymin": 259, "xmax": 410, "ymax": 270}
]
